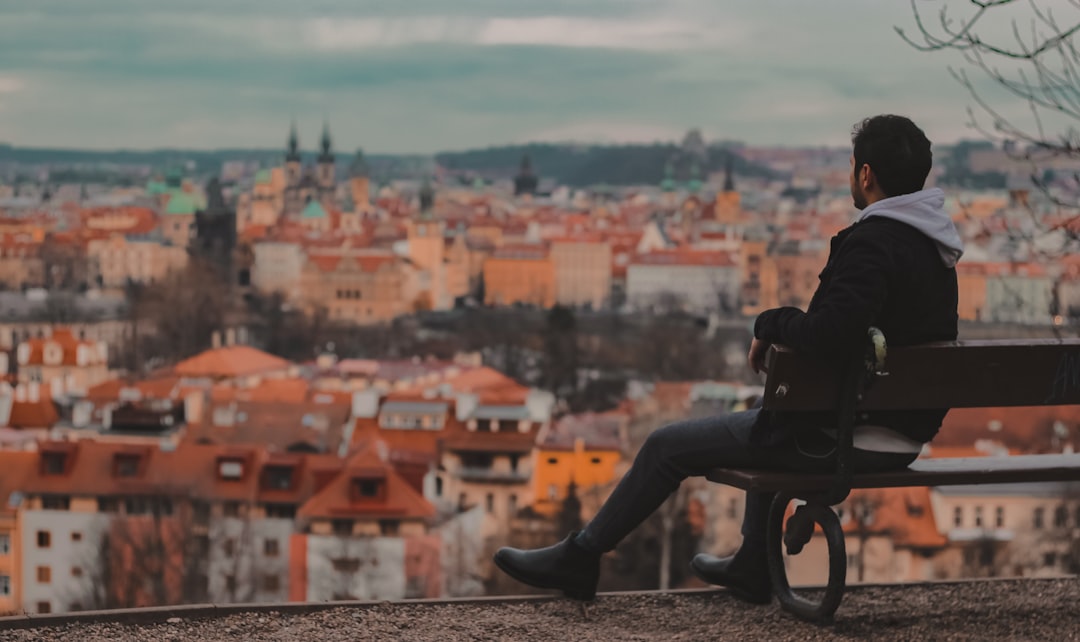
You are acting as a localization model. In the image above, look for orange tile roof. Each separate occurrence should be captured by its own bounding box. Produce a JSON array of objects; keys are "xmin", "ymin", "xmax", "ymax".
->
[
  {"xmin": 211, "ymin": 377, "xmax": 310, "ymax": 403},
  {"xmin": 296, "ymin": 446, "xmax": 434, "ymax": 521},
  {"xmin": 7, "ymin": 396, "xmax": 60, "ymax": 429},
  {"xmin": 173, "ymin": 346, "xmax": 292, "ymax": 379},
  {"xmin": 0, "ymin": 450, "xmax": 36, "ymax": 514},
  {"xmin": 840, "ymin": 487, "xmax": 947, "ymax": 549},
  {"xmin": 185, "ymin": 400, "xmax": 352, "ymax": 453},
  {"xmin": 19, "ymin": 327, "xmax": 100, "ymax": 367},
  {"xmin": 85, "ymin": 374, "xmax": 182, "ymax": 403},
  {"xmin": 935, "ymin": 406, "xmax": 1080, "ymax": 453}
]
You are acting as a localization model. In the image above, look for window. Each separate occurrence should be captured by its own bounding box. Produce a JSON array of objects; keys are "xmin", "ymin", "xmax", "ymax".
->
[
  {"xmin": 547, "ymin": 457, "xmax": 559, "ymax": 465},
  {"xmin": 223, "ymin": 502, "xmax": 241, "ymax": 517},
  {"xmin": 995, "ymin": 507, "xmax": 1005, "ymax": 528},
  {"xmin": 332, "ymin": 519, "xmax": 353, "ymax": 536},
  {"xmin": 974, "ymin": 506, "xmax": 983, "ymax": 528},
  {"xmin": 114, "ymin": 455, "xmax": 140, "ymax": 478},
  {"xmin": 264, "ymin": 503, "xmax": 296, "ymax": 519},
  {"xmin": 380, "ymin": 520, "xmax": 400, "ymax": 536},
  {"xmin": 98, "ymin": 497, "xmax": 120, "ymax": 513},
  {"xmin": 590, "ymin": 457, "xmax": 602, "ymax": 464},
  {"xmin": 224, "ymin": 539, "xmax": 236, "ymax": 557},
  {"xmin": 262, "ymin": 574, "xmax": 280, "ymax": 592},
  {"xmin": 42, "ymin": 453, "xmax": 66, "ymax": 475},
  {"xmin": 225, "ymin": 575, "xmax": 237, "ymax": 593},
  {"xmin": 334, "ymin": 557, "xmax": 370, "ymax": 573},
  {"xmin": 508, "ymin": 494, "xmax": 518, "ymax": 517},
  {"xmin": 356, "ymin": 479, "xmax": 380, "ymax": 498},
  {"xmin": 0, "ymin": 574, "xmax": 9, "ymax": 596},
  {"xmin": 509, "ymin": 454, "xmax": 520, "ymax": 472},
  {"xmin": 264, "ymin": 539, "xmax": 279, "ymax": 557},
  {"xmin": 727, "ymin": 498, "xmax": 738, "ymax": 520},
  {"xmin": 1034, "ymin": 507, "xmax": 1045, "ymax": 529},
  {"xmin": 193, "ymin": 501, "xmax": 211, "ymax": 524},
  {"xmin": 37, "ymin": 566, "xmax": 51, "ymax": 583},
  {"xmin": 485, "ymin": 493, "xmax": 495, "ymax": 514},
  {"xmin": 218, "ymin": 460, "xmax": 244, "ymax": 480},
  {"xmin": 71, "ymin": 531, "xmax": 82, "ymax": 542},
  {"xmin": 548, "ymin": 484, "xmax": 558, "ymax": 500},
  {"xmin": 0, "ymin": 533, "xmax": 9, "ymax": 554},
  {"xmin": 37, "ymin": 601, "xmax": 51, "ymax": 614},
  {"xmin": 37, "ymin": 530, "xmax": 51, "ymax": 548},
  {"xmin": 42, "ymin": 495, "xmax": 71, "ymax": 510},
  {"xmin": 264, "ymin": 466, "xmax": 293, "ymax": 490},
  {"xmin": 1055, "ymin": 505, "xmax": 1068, "ymax": 528},
  {"xmin": 953, "ymin": 506, "xmax": 963, "ymax": 528},
  {"xmin": 71, "ymin": 566, "xmax": 82, "ymax": 578}
]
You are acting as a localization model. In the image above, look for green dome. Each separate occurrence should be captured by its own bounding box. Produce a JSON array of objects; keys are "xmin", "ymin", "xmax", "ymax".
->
[
  {"xmin": 302, "ymin": 200, "xmax": 328, "ymax": 219},
  {"xmin": 254, "ymin": 169, "xmax": 273, "ymax": 185},
  {"xmin": 146, "ymin": 180, "xmax": 168, "ymax": 196},
  {"xmin": 164, "ymin": 191, "xmax": 199, "ymax": 216}
]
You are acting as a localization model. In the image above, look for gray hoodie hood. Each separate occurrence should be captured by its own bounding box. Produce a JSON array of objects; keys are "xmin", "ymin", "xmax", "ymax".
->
[{"xmin": 856, "ymin": 187, "xmax": 964, "ymax": 268}]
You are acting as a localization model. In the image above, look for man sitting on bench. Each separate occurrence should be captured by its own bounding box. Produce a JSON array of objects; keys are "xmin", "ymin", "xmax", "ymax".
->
[{"xmin": 494, "ymin": 114, "xmax": 965, "ymax": 603}]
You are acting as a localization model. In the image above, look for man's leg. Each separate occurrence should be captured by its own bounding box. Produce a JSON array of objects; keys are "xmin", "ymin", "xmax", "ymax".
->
[
  {"xmin": 494, "ymin": 409, "xmax": 761, "ymax": 599},
  {"xmin": 576, "ymin": 409, "xmax": 761, "ymax": 553}
]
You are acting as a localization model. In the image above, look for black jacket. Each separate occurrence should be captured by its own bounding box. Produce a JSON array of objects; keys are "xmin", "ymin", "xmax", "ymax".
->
[{"xmin": 752, "ymin": 216, "xmax": 959, "ymax": 445}]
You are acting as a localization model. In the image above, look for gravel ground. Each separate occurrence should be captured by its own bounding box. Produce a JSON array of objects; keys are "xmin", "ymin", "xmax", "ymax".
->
[{"xmin": 6, "ymin": 579, "xmax": 1080, "ymax": 641}]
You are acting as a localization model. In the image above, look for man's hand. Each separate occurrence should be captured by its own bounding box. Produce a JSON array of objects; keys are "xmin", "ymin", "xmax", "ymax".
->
[{"xmin": 748, "ymin": 338, "xmax": 771, "ymax": 375}]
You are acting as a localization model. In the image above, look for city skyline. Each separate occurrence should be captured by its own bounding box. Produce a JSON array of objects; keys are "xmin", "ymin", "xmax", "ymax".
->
[{"xmin": 0, "ymin": 0, "xmax": 1036, "ymax": 153}]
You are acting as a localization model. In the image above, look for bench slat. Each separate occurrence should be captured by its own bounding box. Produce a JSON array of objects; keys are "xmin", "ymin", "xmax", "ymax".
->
[
  {"xmin": 763, "ymin": 339, "xmax": 1080, "ymax": 412},
  {"xmin": 706, "ymin": 454, "xmax": 1080, "ymax": 492}
]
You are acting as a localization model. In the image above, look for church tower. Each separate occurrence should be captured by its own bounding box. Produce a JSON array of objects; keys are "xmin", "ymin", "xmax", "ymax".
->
[
  {"xmin": 283, "ymin": 121, "xmax": 304, "ymax": 217},
  {"xmin": 715, "ymin": 153, "xmax": 741, "ymax": 224},
  {"xmin": 407, "ymin": 178, "xmax": 447, "ymax": 309},
  {"xmin": 513, "ymin": 154, "xmax": 539, "ymax": 197},
  {"xmin": 349, "ymin": 149, "xmax": 371, "ymax": 210},
  {"xmin": 316, "ymin": 121, "xmax": 336, "ymax": 206}
]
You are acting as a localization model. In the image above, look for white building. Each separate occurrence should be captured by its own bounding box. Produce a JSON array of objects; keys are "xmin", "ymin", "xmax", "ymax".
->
[{"xmin": 626, "ymin": 250, "xmax": 740, "ymax": 314}]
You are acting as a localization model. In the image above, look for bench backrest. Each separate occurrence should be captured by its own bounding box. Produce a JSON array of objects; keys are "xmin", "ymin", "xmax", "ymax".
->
[{"xmin": 762, "ymin": 339, "xmax": 1080, "ymax": 412}]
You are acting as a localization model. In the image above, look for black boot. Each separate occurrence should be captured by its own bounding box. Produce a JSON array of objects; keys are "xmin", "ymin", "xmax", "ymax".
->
[
  {"xmin": 690, "ymin": 551, "xmax": 772, "ymax": 604},
  {"xmin": 493, "ymin": 532, "xmax": 600, "ymax": 601}
]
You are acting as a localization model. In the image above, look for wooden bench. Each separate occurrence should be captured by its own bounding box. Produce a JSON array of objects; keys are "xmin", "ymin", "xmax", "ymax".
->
[{"xmin": 707, "ymin": 332, "xmax": 1080, "ymax": 624}]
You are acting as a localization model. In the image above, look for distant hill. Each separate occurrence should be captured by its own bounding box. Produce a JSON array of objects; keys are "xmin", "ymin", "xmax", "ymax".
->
[
  {"xmin": 436, "ymin": 143, "xmax": 776, "ymax": 187},
  {"xmin": 0, "ymin": 141, "xmax": 776, "ymax": 188},
  {"xmin": 0, "ymin": 144, "xmax": 433, "ymax": 185}
]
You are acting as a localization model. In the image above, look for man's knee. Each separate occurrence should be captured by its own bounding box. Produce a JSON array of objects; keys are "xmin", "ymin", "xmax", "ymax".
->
[{"xmin": 641, "ymin": 422, "xmax": 686, "ymax": 460}]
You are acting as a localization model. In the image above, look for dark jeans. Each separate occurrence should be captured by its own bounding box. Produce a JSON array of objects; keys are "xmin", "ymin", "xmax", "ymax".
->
[{"xmin": 577, "ymin": 408, "xmax": 918, "ymax": 554}]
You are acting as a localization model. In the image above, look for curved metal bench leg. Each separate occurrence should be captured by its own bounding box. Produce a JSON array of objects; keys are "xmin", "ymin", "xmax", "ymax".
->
[{"xmin": 766, "ymin": 493, "xmax": 847, "ymax": 625}]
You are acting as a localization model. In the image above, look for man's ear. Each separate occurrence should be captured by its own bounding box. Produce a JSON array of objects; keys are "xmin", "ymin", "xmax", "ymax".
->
[{"xmin": 860, "ymin": 164, "xmax": 874, "ymax": 191}]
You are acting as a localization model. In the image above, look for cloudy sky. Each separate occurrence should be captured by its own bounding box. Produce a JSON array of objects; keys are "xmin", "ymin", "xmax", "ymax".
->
[{"xmin": 0, "ymin": 0, "xmax": 1038, "ymax": 153}]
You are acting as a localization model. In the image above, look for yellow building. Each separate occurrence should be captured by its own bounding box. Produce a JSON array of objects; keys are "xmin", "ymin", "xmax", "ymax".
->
[
  {"xmin": 550, "ymin": 237, "xmax": 612, "ymax": 309},
  {"xmin": 739, "ymin": 240, "xmax": 778, "ymax": 315},
  {"xmin": 0, "ymin": 236, "xmax": 45, "ymax": 290},
  {"xmin": 300, "ymin": 252, "xmax": 420, "ymax": 324},
  {"xmin": 957, "ymin": 262, "xmax": 989, "ymax": 322},
  {"xmin": 406, "ymin": 216, "xmax": 448, "ymax": 309},
  {"xmin": 774, "ymin": 249, "xmax": 825, "ymax": 309},
  {"xmin": 483, "ymin": 245, "xmax": 555, "ymax": 308},
  {"xmin": 86, "ymin": 236, "xmax": 189, "ymax": 290},
  {"xmin": 0, "ymin": 451, "xmax": 35, "ymax": 615},
  {"xmin": 531, "ymin": 413, "xmax": 626, "ymax": 517}
]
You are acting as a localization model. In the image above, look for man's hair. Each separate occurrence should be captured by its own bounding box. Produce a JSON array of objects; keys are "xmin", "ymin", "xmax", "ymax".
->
[{"xmin": 851, "ymin": 115, "xmax": 932, "ymax": 197}]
